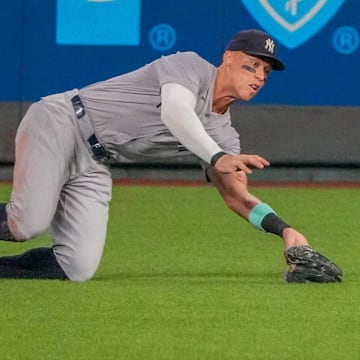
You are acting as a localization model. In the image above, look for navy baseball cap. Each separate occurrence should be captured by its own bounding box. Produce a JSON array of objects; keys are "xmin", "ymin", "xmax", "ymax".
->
[{"xmin": 226, "ymin": 29, "xmax": 285, "ymax": 71}]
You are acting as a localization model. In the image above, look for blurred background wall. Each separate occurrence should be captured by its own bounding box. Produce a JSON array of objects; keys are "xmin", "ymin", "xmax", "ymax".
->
[{"xmin": 1, "ymin": 0, "xmax": 359, "ymax": 181}]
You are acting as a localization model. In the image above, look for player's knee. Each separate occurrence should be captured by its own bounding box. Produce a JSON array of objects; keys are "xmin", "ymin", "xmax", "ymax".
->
[
  {"xmin": 9, "ymin": 221, "xmax": 49, "ymax": 241},
  {"xmin": 66, "ymin": 264, "xmax": 97, "ymax": 282},
  {"xmin": 6, "ymin": 206, "xmax": 51, "ymax": 241},
  {"xmin": 55, "ymin": 253, "xmax": 100, "ymax": 282},
  {"xmin": 70, "ymin": 270, "xmax": 96, "ymax": 282}
]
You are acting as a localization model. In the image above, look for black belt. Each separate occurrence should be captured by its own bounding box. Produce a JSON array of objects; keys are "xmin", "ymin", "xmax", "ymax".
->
[{"xmin": 71, "ymin": 95, "xmax": 110, "ymax": 161}]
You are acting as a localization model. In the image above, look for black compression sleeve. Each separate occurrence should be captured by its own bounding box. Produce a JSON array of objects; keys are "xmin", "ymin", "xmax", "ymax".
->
[{"xmin": 261, "ymin": 213, "xmax": 291, "ymax": 236}]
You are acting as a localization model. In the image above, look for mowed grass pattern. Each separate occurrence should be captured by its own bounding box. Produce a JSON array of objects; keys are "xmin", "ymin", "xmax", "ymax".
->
[{"xmin": 0, "ymin": 183, "xmax": 359, "ymax": 359}]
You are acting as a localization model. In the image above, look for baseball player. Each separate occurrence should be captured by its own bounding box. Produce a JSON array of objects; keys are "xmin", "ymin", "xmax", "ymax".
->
[{"xmin": 0, "ymin": 29, "xmax": 341, "ymax": 282}]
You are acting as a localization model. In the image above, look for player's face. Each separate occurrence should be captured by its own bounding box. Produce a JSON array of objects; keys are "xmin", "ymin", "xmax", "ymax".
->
[{"xmin": 223, "ymin": 51, "xmax": 272, "ymax": 102}]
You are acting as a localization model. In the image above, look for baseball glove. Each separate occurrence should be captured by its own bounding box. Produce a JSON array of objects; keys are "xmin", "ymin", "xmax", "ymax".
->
[{"xmin": 284, "ymin": 246, "xmax": 342, "ymax": 283}]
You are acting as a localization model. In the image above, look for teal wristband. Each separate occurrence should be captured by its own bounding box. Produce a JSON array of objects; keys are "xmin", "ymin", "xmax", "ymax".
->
[{"xmin": 248, "ymin": 203, "xmax": 276, "ymax": 231}]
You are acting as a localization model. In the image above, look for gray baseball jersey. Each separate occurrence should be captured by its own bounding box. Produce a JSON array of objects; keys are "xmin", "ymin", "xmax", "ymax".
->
[
  {"xmin": 79, "ymin": 51, "xmax": 240, "ymax": 163},
  {"xmin": 6, "ymin": 52, "xmax": 241, "ymax": 280}
]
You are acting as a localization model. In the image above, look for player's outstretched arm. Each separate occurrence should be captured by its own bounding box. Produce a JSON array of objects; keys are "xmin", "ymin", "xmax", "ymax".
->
[
  {"xmin": 206, "ymin": 164, "xmax": 342, "ymax": 283},
  {"xmin": 206, "ymin": 165, "xmax": 309, "ymax": 249}
]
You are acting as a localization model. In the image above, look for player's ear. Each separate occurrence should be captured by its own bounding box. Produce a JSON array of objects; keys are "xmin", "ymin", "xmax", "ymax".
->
[{"xmin": 222, "ymin": 50, "xmax": 235, "ymax": 67}]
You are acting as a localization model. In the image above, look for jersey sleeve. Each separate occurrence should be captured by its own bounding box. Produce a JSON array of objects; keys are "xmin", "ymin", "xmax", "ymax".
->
[{"xmin": 154, "ymin": 52, "xmax": 213, "ymax": 98}]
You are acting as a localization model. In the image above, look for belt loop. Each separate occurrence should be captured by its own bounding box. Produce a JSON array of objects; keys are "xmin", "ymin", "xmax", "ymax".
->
[{"xmin": 71, "ymin": 95, "xmax": 86, "ymax": 119}]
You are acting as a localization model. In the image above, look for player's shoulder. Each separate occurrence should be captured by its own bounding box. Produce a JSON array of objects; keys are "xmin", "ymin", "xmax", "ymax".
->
[
  {"xmin": 171, "ymin": 51, "xmax": 206, "ymax": 60},
  {"xmin": 161, "ymin": 51, "xmax": 213, "ymax": 67}
]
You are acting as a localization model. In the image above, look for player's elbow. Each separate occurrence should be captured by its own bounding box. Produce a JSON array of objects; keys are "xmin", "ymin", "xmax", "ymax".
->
[
  {"xmin": 223, "ymin": 198, "xmax": 247, "ymax": 222},
  {"xmin": 223, "ymin": 195, "xmax": 240, "ymax": 213},
  {"xmin": 222, "ymin": 191, "xmax": 257, "ymax": 219}
]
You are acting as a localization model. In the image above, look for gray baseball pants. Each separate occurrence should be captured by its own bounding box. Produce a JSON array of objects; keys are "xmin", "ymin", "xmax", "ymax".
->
[{"xmin": 6, "ymin": 90, "xmax": 112, "ymax": 281}]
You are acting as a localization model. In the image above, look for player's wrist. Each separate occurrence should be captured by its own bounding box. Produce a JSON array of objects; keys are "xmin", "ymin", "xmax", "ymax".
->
[{"xmin": 210, "ymin": 151, "xmax": 227, "ymax": 167}]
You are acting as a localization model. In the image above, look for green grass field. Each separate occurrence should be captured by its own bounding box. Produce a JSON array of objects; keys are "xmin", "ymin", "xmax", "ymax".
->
[{"xmin": 0, "ymin": 183, "xmax": 359, "ymax": 359}]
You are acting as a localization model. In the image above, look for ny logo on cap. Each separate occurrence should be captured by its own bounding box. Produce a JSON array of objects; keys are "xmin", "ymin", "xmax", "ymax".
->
[
  {"xmin": 242, "ymin": 0, "xmax": 345, "ymax": 48},
  {"xmin": 265, "ymin": 38, "xmax": 275, "ymax": 53}
]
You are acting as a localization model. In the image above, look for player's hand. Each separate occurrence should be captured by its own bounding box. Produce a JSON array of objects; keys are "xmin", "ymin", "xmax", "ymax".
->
[
  {"xmin": 213, "ymin": 154, "xmax": 270, "ymax": 177},
  {"xmin": 282, "ymin": 228, "xmax": 310, "ymax": 250}
]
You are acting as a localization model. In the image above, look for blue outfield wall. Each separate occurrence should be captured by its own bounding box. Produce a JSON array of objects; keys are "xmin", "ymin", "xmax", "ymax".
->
[
  {"xmin": 0, "ymin": 0, "xmax": 359, "ymax": 171},
  {"xmin": 1, "ymin": 0, "xmax": 359, "ymax": 106}
]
